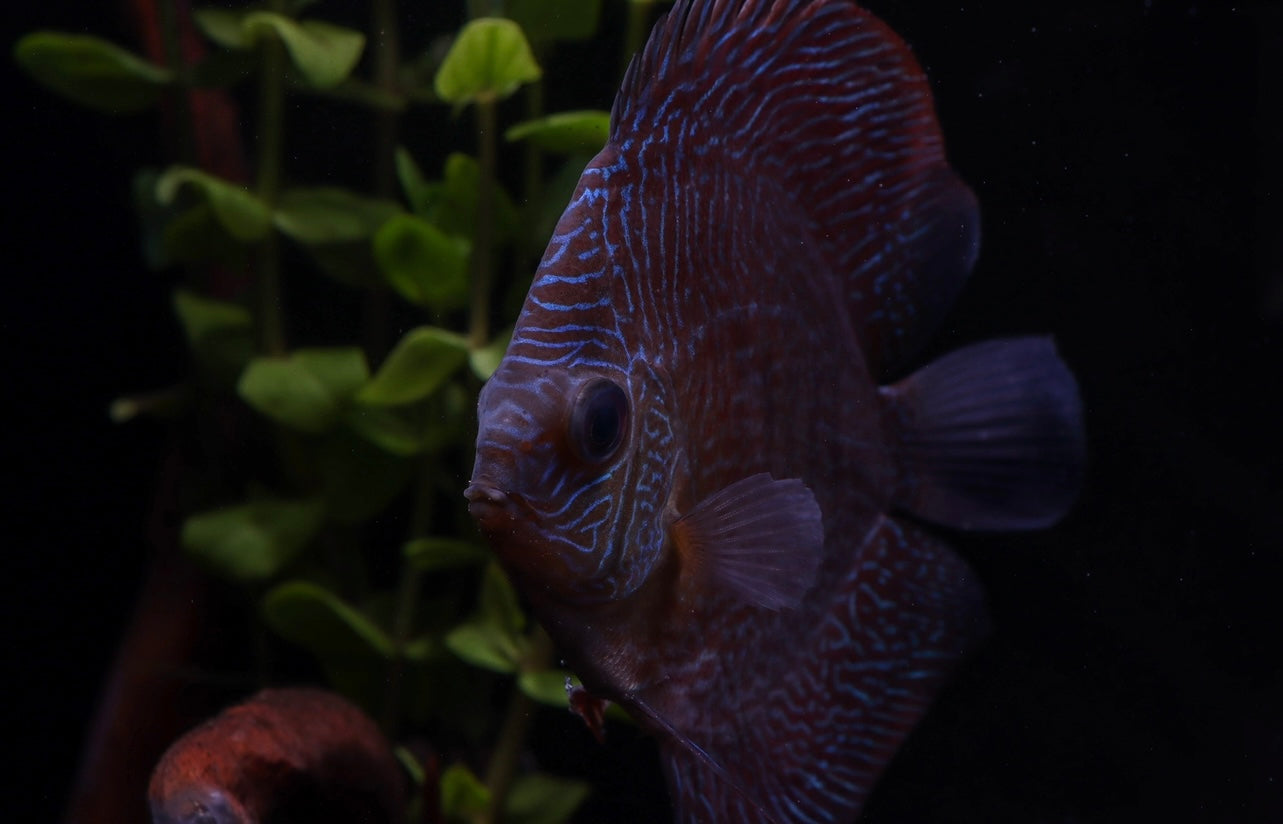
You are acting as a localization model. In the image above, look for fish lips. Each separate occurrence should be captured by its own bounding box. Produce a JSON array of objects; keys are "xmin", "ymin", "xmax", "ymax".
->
[
  {"xmin": 466, "ymin": 479, "xmax": 575, "ymax": 590},
  {"xmin": 464, "ymin": 480, "xmax": 526, "ymax": 535}
]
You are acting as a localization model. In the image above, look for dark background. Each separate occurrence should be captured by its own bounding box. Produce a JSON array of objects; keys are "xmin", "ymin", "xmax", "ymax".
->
[{"xmin": 4, "ymin": 1, "xmax": 1279, "ymax": 822}]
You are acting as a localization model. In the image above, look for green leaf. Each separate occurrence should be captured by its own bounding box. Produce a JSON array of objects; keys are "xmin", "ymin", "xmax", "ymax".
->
[
  {"xmin": 403, "ymin": 538, "xmax": 489, "ymax": 573},
  {"xmin": 445, "ymin": 622, "xmax": 521, "ymax": 674},
  {"xmin": 373, "ymin": 215, "xmax": 470, "ymax": 310},
  {"xmin": 238, "ymin": 347, "xmax": 370, "ymax": 433},
  {"xmin": 316, "ymin": 429, "xmax": 416, "ymax": 524},
  {"xmin": 440, "ymin": 763, "xmax": 491, "ymax": 820},
  {"xmin": 439, "ymin": 153, "xmax": 481, "ymax": 222},
  {"xmin": 133, "ymin": 169, "xmax": 173, "ymax": 269},
  {"xmin": 357, "ymin": 327, "xmax": 469, "ymax": 406},
  {"xmin": 517, "ymin": 670, "xmax": 572, "ymax": 708},
  {"xmin": 343, "ymin": 405, "xmax": 425, "ymax": 456},
  {"xmin": 160, "ymin": 203, "xmax": 247, "ymax": 268},
  {"xmin": 506, "ymin": 773, "xmax": 592, "ymax": 824},
  {"xmin": 140, "ymin": 168, "xmax": 251, "ymax": 269},
  {"xmin": 263, "ymin": 579, "xmax": 396, "ymax": 659},
  {"xmin": 172, "ymin": 290, "xmax": 254, "ymax": 383},
  {"xmin": 396, "ymin": 746, "xmax": 427, "ymax": 788},
  {"xmin": 243, "ymin": 13, "xmax": 366, "ymax": 88},
  {"xmin": 469, "ymin": 327, "xmax": 511, "ymax": 381},
  {"xmin": 506, "ymin": 0, "xmax": 604, "ymax": 43},
  {"xmin": 173, "ymin": 290, "xmax": 251, "ymax": 345},
  {"xmin": 14, "ymin": 32, "xmax": 173, "ymax": 113},
  {"xmin": 194, "ymin": 8, "xmax": 252, "ymax": 49},
  {"xmin": 395, "ymin": 147, "xmax": 433, "ymax": 215},
  {"xmin": 295, "ymin": 240, "xmax": 383, "ymax": 289},
  {"xmin": 239, "ymin": 359, "xmax": 335, "ymax": 432},
  {"xmin": 419, "ymin": 382, "xmax": 472, "ymax": 454},
  {"xmin": 506, "ymin": 110, "xmax": 611, "ymax": 155},
  {"xmin": 182, "ymin": 498, "xmax": 324, "ymax": 581},
  {"xmin": 403, "ymin": 634, "xmax": 446, "ymax": 663},
  {"xmin": 274, "ymin": 187, "xmax": 402, "ymax": 244},
  {"xmin": 434, "ymin": 18, "xmax": 541, "ymax": 105},
  {"xmin": 446, "ymin": 564, "xmax": 528, "ymax": 673},
  {"xmin": 292, "ymin": 347, "xmax": 370, "ymax": 399},
  {"xmin": 480, "ymin": 561, "xmax": 525, "ymax": 638},
  {"xmin": 109, "ymin": 387, "xmax": 190, "ymax": 424},
  {"xmin": 197, "ymin": 10, "xmax": 365, "ymax": 88},
  {"xmin": 156, "ymin": 166, "xmax": 272, "ymax": 241},
  {"xmin": 418, "ymin": 152, "xmax": 519, "ymax": 242}
]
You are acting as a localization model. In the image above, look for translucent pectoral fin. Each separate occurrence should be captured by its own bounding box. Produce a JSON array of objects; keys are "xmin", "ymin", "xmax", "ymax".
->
[{"xmin": 672, "ymin": 473, "xmax": 825, "ymax": 610}]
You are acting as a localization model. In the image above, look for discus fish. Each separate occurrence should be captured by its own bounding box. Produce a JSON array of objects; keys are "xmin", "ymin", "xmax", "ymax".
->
[{"xmin": 466, "ymin": 1, "xmax": 1084, "ymax": 821}]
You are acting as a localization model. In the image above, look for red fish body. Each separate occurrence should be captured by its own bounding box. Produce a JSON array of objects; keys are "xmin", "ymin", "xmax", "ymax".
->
[
  {"xmin": 467, "ymin": 1, "xmax": 1084, "ymax": 821},
  {"xmin": 148, "ymin": 688, "xmax": 404, "ymax": 824}
]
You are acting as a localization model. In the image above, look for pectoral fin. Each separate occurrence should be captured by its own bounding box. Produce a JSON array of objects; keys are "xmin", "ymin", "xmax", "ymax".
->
[{"xmin": 672, "ymin": 473, "xmax": 825, "ymax": 610}]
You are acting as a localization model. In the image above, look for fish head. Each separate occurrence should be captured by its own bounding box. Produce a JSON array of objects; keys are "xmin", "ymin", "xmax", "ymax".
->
[
  {"xmin": 467, "ymin": 152, "xmax": 682, "ymax": 612},
  {"xmin": 468, "ymin": 357, "xmax": 680, "ymax": 609}
]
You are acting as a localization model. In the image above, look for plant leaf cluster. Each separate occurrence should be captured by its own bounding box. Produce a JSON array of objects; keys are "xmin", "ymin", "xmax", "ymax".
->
[{"xmin": 13, "ymin": 1, "xmax": 632, "ymax": 821}]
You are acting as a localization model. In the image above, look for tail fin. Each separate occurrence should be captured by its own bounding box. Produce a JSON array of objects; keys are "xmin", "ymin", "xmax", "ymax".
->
[{"xmin": 882, "ymin": 337, "xmax": 1086, "ymax": 530}]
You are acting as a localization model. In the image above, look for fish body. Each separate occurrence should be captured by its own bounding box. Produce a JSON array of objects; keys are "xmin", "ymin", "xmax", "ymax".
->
[{"xmin": 467, "ymin": 1, "xmax": 1084, "ymax": 821}]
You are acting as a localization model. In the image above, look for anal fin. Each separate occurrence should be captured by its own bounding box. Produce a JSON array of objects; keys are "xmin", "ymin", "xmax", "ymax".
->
[{"xmin": 658, "ymin": 516, "xmax": 989, "ymax": 823}]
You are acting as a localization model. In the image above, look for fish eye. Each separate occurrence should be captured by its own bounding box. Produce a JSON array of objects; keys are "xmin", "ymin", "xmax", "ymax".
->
[{"xmin": 569, "ymin": 380, "xmax": 629, "ymax": 464}]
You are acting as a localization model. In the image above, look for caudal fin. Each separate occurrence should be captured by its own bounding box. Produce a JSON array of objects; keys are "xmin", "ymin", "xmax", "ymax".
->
[{"xmin": 882, "ymin": 337, "xmax": 1085, "ymax": 531}]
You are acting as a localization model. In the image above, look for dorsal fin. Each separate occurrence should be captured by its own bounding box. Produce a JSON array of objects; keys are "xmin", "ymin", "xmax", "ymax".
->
[{"xmin": 611, "ymin": 0, "xmax": 980, "ymax": 376}]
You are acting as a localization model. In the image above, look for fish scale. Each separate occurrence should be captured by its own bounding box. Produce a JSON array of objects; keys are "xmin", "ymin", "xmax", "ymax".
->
[{"xmin": 468, "ymin": 0, "xmax": 1083, "ymax": 821}]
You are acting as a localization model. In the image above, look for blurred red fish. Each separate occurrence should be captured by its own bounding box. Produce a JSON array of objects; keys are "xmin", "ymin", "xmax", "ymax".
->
[
  {"xmin": 467, "ymin": 0, "xmax": 1084, "ymax": 821},
  {"xmin": 148, "ymin": 688, "xmax": 404, "ymax": 824}
]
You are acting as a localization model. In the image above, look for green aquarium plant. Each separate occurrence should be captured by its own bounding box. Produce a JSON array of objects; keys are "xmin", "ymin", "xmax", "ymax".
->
[{"xmin": 16, "ymin": 1, "xmax": 668, "ymax": 821}]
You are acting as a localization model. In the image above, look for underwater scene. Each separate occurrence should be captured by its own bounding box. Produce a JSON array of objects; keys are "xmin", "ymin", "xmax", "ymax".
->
[{"xmin": 5, "ymin": 1, "xmax": 1277, "ymax": 822}]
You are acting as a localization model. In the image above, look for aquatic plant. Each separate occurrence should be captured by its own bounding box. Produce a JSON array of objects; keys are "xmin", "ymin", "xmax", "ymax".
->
[{"xmin": 16, "ymin": 1, "xmax": 663, "ymax": 821}]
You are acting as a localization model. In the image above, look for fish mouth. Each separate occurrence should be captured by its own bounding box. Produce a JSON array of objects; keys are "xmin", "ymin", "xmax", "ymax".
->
[
  {"xmin": 465, "ymin": 480, "xmax": 505, "ymax": 506},
  {"xmin": 465, "ymin": 480, "xmax": 524, "ymax": 530}
]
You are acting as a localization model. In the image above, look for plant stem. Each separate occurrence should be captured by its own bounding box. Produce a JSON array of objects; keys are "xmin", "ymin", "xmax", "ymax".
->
[
  {"xmin": 365, "ymin": 0, "xmax": 400, "ymax": 361},
  {"xmin": 515, "ymin": 64, "xmax": 545, "ymax": 285},
  {"xmin": 469, "ymin": 98, "xmax": 498, "ymax": 349},
  {"xmin": 482, "ymin": 628, "xmax": 553, "ymax": 824},
  {"xmin": 382, "ymin": 563, "xmax": 422, "ymax": 735},
  {"xmin": 522, "ymin": 72, "xmax": 545, "ymax": 225},
  {"xmin": 382, "ymin": 454, "xmax": 437, "ymax": 735},
  {"xmin": 155, "ymin": 0, "xmax": 194, "ymax": 164},
  {"xmin": 254, "ymin": 0, "xmax": 288, "ymax": 356},
  {"xmin": 370, "ymin": 0, "xmax": 399, "ymax": 195}
]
